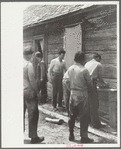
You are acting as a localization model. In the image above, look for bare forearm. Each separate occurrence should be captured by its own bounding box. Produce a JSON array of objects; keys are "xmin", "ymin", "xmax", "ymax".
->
[{"xmin": 98, "ymin": 72, "xmax": 104, "ymax": 83}]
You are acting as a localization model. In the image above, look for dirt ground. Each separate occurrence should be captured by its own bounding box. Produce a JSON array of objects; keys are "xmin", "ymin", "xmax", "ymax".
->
[{"xmin": 24, "ymin": 110, "xmax": 117, "ymax": 145}]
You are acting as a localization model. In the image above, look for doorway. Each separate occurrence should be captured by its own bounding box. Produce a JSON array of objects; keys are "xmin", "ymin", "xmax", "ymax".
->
[{"xmin": 64, "ymin": 24, "xmax": 82, "ymax": 69}]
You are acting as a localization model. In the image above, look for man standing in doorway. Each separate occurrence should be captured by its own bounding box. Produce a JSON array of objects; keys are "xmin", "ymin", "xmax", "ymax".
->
[
  {"xmin": 48, "ymin": 49, "xmax": 66, "ymax": 111},
  {"xmin": 35, "ymin": 51, "xmax": 47, "ymax": 104},
  {"xmin": 64, "ymin": 51, "xmax": 94, "ymax": 143},
  {"xmin": 85, "ymin": 53, "xmax": 108, "ymax": 129}
]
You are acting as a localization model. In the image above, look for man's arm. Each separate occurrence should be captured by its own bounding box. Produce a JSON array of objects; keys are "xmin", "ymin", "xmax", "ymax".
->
[
  {"xmin": 63, "ymin": 61, "xmax": 67, "ymax": 73},
  {"xmin": 83, "ymin": 69, "xmax": 93, "ymax": 92},
  {"xmin": 36, "ymin": 63, "xmax": 40, "ymax": 81},
  {"xmin": 97, "ymin": 64, "xmax": 109, "ymax": 88},
  {"xmin": 65, "ymin": 79, "xmax": 70, "ymax": 91},
  {"xmin": 48, "ymin": 60, "xmax": 55, "ymax": 81},
  {"xmin": 28, "ymin": 62, "xmax": 39, "ymax": 94},
  {"xmin": 63, "ymin": 70, "xmax": 70, "ymax": 91},
  {"xmin": 98, "ymin": 64, "xmax": 104, "ymax": 83}
]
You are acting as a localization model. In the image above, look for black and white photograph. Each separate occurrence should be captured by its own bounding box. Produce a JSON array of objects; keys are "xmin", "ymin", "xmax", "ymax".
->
[{"xmin": 1, "ymin": 1, "xmax": 120, "ymax": 148}]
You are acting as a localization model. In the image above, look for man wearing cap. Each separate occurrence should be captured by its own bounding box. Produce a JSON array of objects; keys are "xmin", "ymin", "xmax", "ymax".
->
[
  {"xmin": 48, "ymin": 49, "xmax": 66, "ymax": 111},
  {"xmin": 23, "ymin": 46, "xmax": 44, "ymax": 144},
  {"xmin": 35, "ymin": 51, "xmax": 47, "ymax": 104}
]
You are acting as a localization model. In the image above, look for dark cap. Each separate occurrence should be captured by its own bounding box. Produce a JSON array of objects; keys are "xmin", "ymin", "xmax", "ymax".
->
[
  {"xmin": 35, "ymin": 51, "xmax": 43, "ymax": 58},
  {"xmin": 23, "ymin": 46, "xmax": 34, "ymax": 55},
  {"xmin": 93, "ymin": 53, "xmax": 101, "ymax": 59}
]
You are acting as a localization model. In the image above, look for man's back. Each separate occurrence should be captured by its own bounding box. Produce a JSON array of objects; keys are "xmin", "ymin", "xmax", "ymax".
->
[
  {"xmin": 23, "ymin": 59, "xmax": 31, "ymax": 90},
  {"xmin": 68, "ymin": 63, "xmax": 91, "ymax": 96},
  {"xmin": 23, "ymin": 59, "xmax": 37, "ymax": 91}
]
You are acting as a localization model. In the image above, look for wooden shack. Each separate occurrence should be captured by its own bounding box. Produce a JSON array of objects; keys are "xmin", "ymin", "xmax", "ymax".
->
[{"xmin": 23, "ymin": 4, "xmax": 117, "ymax": 129}]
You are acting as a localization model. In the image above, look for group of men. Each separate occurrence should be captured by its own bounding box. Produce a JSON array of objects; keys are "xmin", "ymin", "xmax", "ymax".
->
[{"xmin": 23, "ymin": 45, "xmax": 108, "ymax": 144}]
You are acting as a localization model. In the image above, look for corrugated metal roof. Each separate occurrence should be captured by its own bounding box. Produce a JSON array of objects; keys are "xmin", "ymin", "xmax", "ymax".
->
[{"xmin": 23, "ymin": 4, "xmax": 94, "ymax": 28}]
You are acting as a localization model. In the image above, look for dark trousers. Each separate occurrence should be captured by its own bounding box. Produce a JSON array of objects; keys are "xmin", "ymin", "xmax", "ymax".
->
[
  {"xmin": 68, "ymin": 94, "xmax": 89, "ymax": 138},
  {"xmin": 52, "ymin": 73, "xmax": 63, "ymax": 108},
  {"xmin": 38, "ymin": 80, "xmax": 47, "ymax": 104},
  {"xmin": 24, "ymin": 89, "xmax": 39, "ymax": 138},
  {"xmin": 63, "ymin": 82, "xmax": 70, "ymax": 115},
  {"xmin": 89, "ymin": 79, "xmax": 101, "ymax": 127}
]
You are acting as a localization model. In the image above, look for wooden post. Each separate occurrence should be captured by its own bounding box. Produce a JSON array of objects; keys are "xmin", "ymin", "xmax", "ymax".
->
[{"xmin": 108, "ymin": 90, "xmax": 117, "ymax": 130}]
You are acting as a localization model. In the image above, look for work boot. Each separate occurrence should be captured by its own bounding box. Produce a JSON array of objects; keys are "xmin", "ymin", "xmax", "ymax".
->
[
  {"xmin": 31, "ymin": 136, "xmax": 44, "ymax": 144},
  {"xmin": 53, "ymin": 107, "xmax": 58, "ymax": 112},
  {"xmin": 81, "ymin": 137, "xmax": 94, "ymax": 143},
  {"xmin": 69, "ymin": 132, "xmax": 74, "ymax": 141}
]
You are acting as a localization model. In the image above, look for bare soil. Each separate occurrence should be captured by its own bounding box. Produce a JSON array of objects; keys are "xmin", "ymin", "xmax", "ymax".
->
[{"xmin": 24, "ymin": 109, "xmax": 117, "ymax": 145}]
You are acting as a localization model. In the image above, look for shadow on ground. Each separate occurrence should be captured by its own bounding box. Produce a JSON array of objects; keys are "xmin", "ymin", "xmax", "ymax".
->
[
  {"xmin": 24, "ymin": 139, "xmax": 46, "ymax": 144},
  {"xmin": 72, "ymin": 138, "xmax": 117, "ymax": 144}
]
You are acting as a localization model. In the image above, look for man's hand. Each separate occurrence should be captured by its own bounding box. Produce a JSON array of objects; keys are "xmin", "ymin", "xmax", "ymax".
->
[{"xmin": 97, "ymin": 82, "xmax": 109, "ymax": 89}]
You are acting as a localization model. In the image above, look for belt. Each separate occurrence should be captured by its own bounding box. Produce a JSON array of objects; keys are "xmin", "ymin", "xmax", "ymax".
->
[{"xmin": 53, "ymin": 72, "xmax": 63, "ymax": 75}]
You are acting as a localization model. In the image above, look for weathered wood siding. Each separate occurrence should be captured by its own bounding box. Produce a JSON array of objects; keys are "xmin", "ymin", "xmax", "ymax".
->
[
  {"xmin": 98, "ymin": 89, "xmax": 117, "ymax": 129},
  {"xmin": 84, "ymin": 5, "xmax": 117, "ymax": 88},
  {"xmin": 48, "ymin": 30, "xmax": 64, "ymax": 64},
  {"xmin": 23, "ymin": 5, "xmax": 117, "ymax": 110},
  {"xmin": 82, "ymin": 5, "xmax": 117, "ymax": 128}
]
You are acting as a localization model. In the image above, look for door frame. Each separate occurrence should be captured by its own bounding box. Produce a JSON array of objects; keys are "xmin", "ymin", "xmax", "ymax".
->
[{"xmin": 33, "ymin": 34, "xmax": 48, "ymax": 65}]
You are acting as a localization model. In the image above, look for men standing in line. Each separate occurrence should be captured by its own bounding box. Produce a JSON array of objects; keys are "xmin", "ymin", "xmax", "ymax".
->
[
  {"xmin": 35, "ymin": 51, "xmax": 47, "ymax": 104},
  {"xmin": 48, "ymin": 49, "xmax": 66, "ymax": 111},
  {"xmin": 23, "ymin": 46, "xmax": 44, "ymax": 144},
  {"xmin": 64, "ymin": 51, "xmax": 94, "ymax": 143},
  {"xmin": 85, "ymin": 53, "xmax": 108, "ymax": 129}
]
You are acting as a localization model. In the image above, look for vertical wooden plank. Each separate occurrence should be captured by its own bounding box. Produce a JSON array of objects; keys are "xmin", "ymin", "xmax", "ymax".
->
[
  {"xmin": 108, "ymin": 91, "xmax": 117, "ymax": 129},
  {"xmin": 44, "ymin": 33, "xmax": 48, "ymax": 67}
]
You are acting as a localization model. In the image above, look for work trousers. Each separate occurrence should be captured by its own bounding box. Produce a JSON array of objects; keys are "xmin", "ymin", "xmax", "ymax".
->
[
  {"xmin": 88, "ymin": 79, "xmax": 101, "ymax": 127},
  {"xmin": 68, "ymin": 94, "xmax": 89, "ymax": 138},
  {"xmin": 24, "ymin": 89, "xmax": 39, "ymax": 138},
  {"xmin": 52, "ymin": 73, "xmax": 63, "ymax": 108},
  {"xmin": 38, "ymin": 79, "xmax": 47, "ymax": 103},
  {"xmin": 63, "ymin": 82, "xmax": 70, "ymax": 115}
]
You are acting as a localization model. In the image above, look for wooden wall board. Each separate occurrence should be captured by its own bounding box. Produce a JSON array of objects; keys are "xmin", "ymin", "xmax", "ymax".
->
[
  {"xmin": 85, "ymin": 53, "xmax": 117, "ymax": 64},
  {"xmin": 102, "ymin": 64, "xmax": 117, "ymax": 79},
  {"xmin": 84, "ymin": 39, "xmax": 117, "ymax": 51},
  {"xmin": 85, "ymin": 28, "xmax": 116, "ymax": 40},
  {"xmin": 85, "ymin": 5, "xmax": 116, "ymax": 20},
  {"xmin": 48, "ymin": 30, "xmax": 64, "ymax": 44}
]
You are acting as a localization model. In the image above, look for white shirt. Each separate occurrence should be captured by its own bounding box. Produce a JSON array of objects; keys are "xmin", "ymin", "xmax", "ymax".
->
[
  {"xmin": 48, "ymin": 57, "xmax": 66, "ymax": 77},
  {"xmin": 64, "ymin": 63, "xmax": 92, "ymax": 96},
  {"xmin": 85, "ymin": 59, "xmax": 102, "ymax": 80}
]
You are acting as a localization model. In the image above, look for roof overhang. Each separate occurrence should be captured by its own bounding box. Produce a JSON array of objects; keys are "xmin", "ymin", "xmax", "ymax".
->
[{"xmin": 23, "ymin": 5, "xmax": 102, "ymax": 30}]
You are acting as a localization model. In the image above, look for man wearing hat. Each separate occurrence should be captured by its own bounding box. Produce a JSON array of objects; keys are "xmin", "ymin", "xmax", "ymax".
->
[
  {"xmin": 23, "ymin": 45, "xmax": 44, "ymax": 144},
  {"xmin": 35, "ymin": 51, "xmax": 47, "ymax": 104}
]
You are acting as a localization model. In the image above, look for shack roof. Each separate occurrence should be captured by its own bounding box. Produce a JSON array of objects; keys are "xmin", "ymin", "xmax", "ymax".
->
[{"xmin": 23, "ymin": 4, "xmax": 94, "ymax": 29}]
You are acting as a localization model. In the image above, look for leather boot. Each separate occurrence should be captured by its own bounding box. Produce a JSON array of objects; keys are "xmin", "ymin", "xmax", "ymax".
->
[
  {"xmin": 69, "ymin": 131, "xmax": 74, "ymax": 141},
  {"xmin": 68, "ymin": 116, "xmax": 75, "ymax": 141}
]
